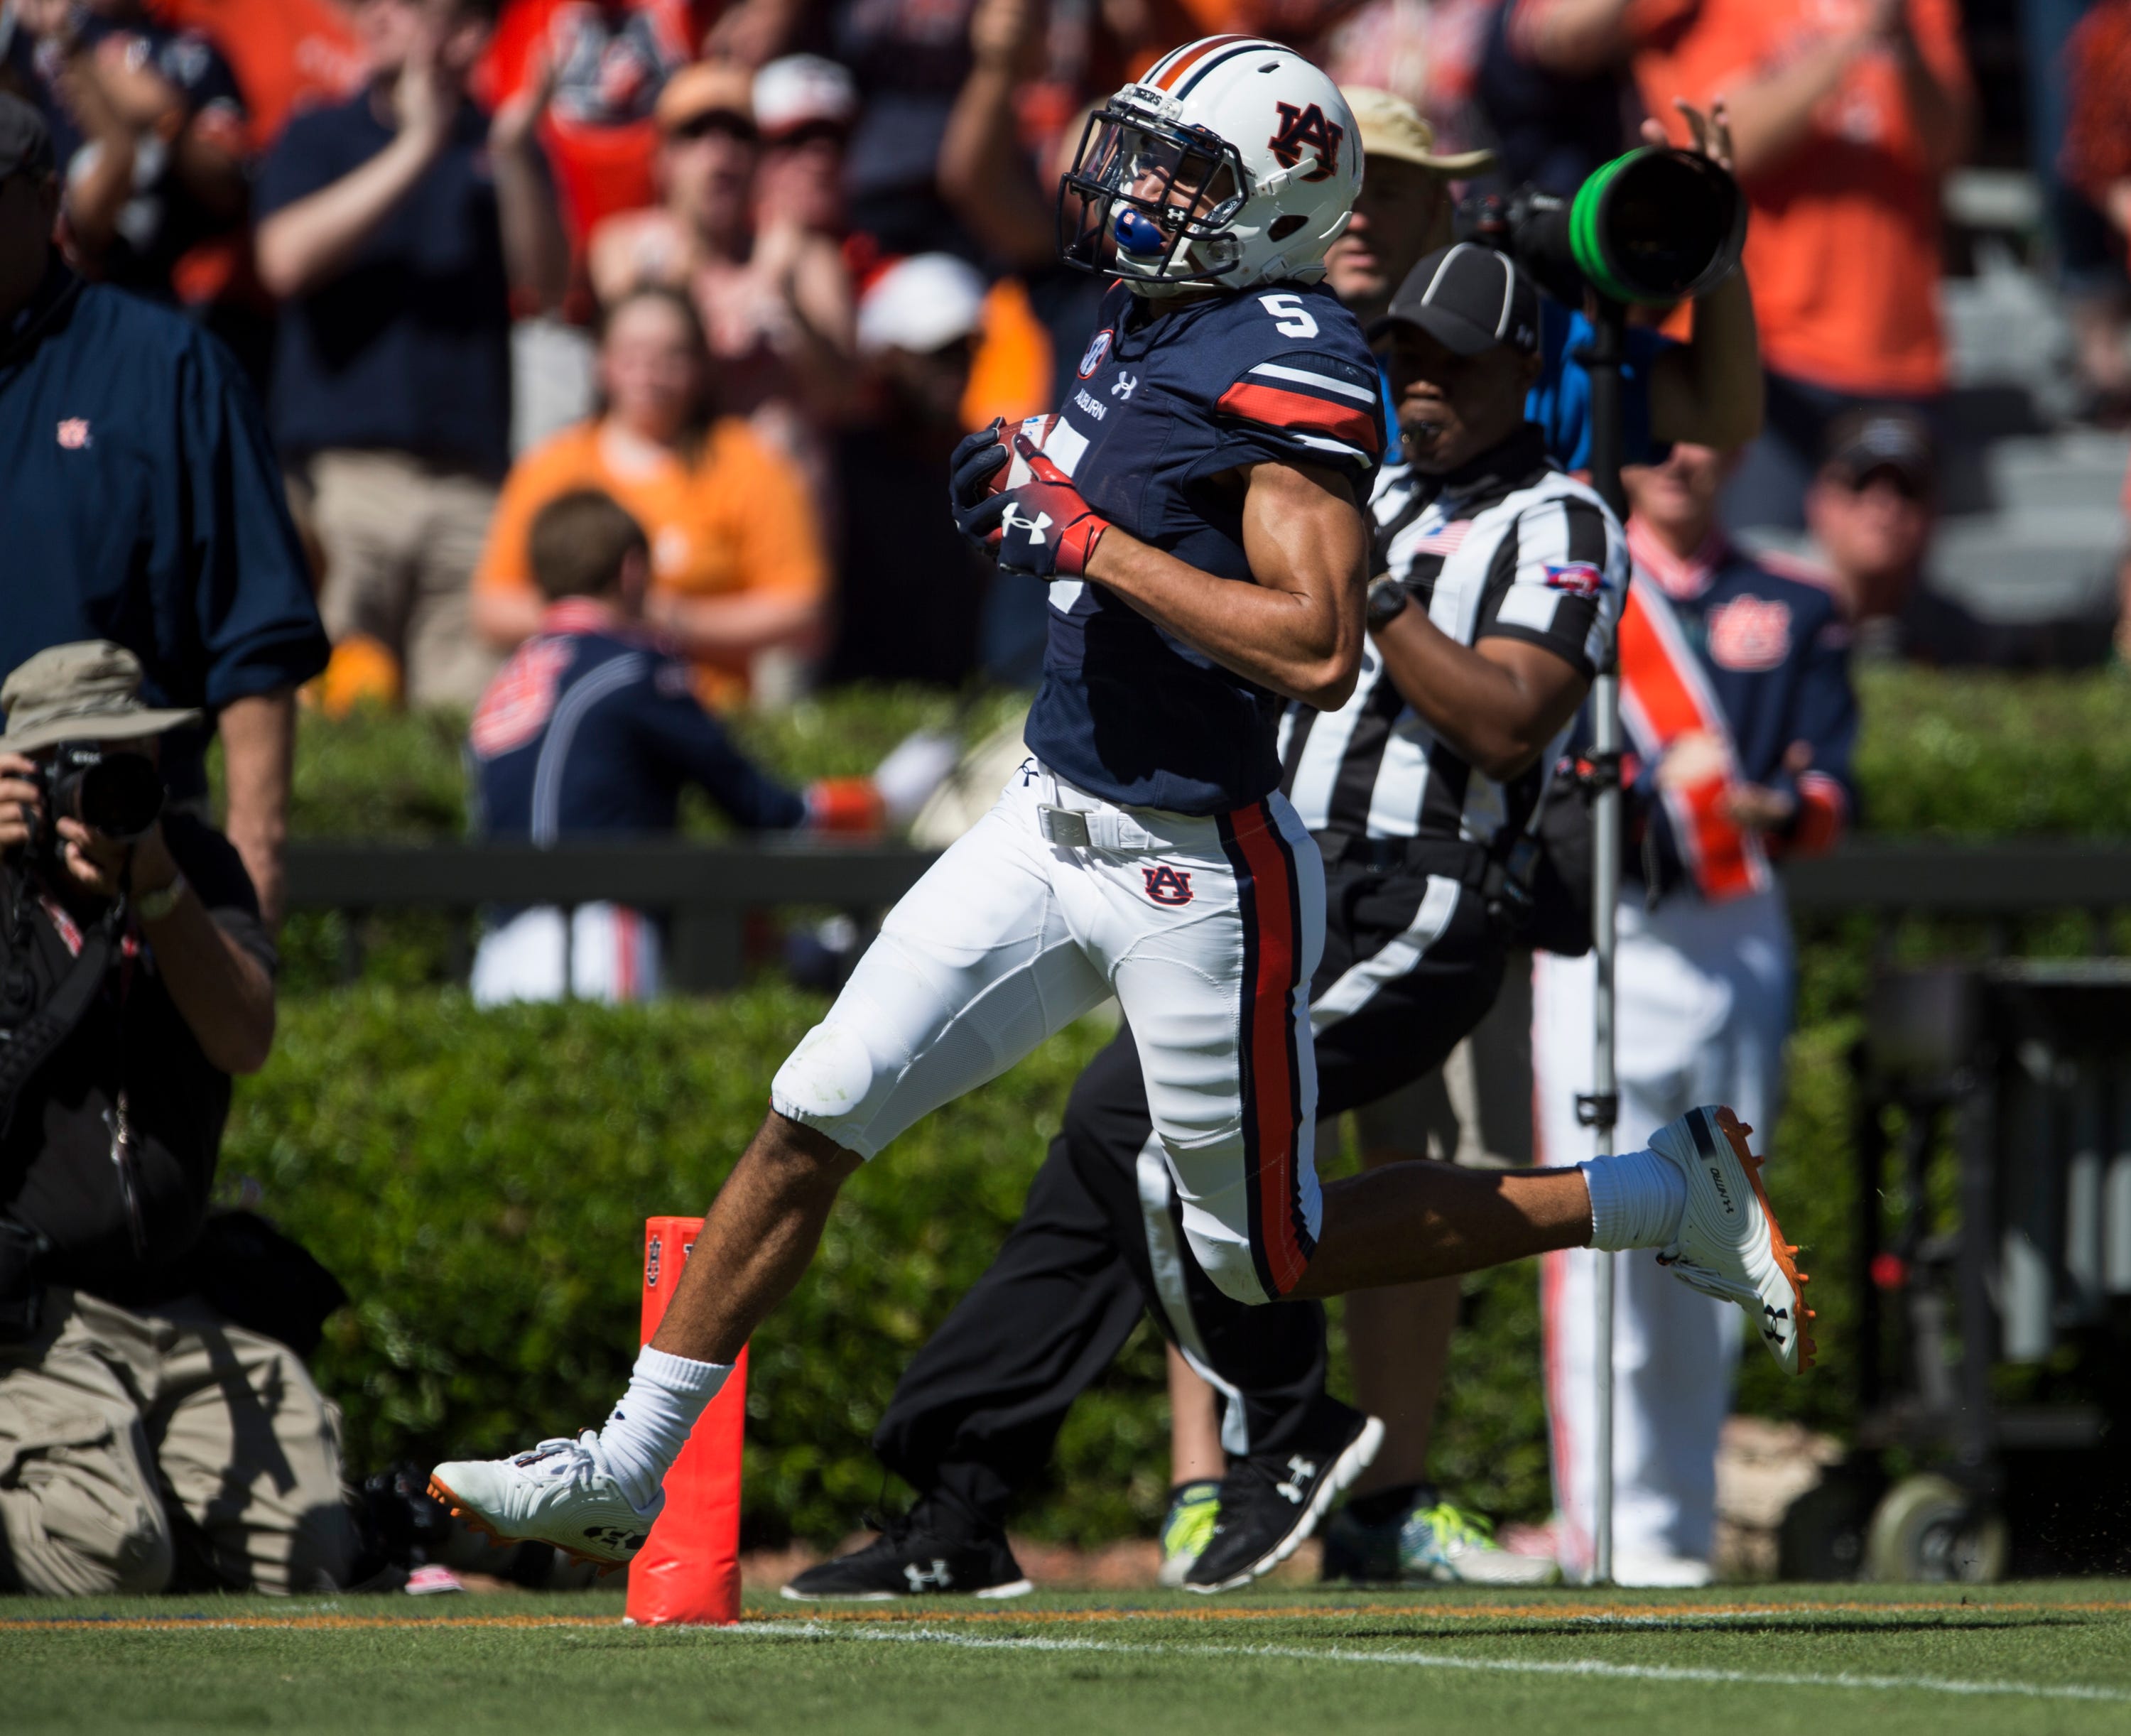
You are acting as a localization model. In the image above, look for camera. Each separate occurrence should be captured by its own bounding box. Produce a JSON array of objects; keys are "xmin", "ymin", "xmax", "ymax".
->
[
  {"xmin": 1460, "ymin": 146, "xmax": 1747, "ymax": 309},
  {"xmin": 33, "ymin": 740, "xmax": 167, "ymax": 848}
]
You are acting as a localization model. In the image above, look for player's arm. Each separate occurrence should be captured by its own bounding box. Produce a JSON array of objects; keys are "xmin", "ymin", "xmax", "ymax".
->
[
  {"xmin": 1083, "ymin": 460, "xmax": 1369, "ymax": 710},
  {"xmin": 631, "ymin": 666, "xmax": 810, "ymax": 832},
  {"xmin": 1371, "ymin": 614, "xmax": 1589, "ymax": 781}
]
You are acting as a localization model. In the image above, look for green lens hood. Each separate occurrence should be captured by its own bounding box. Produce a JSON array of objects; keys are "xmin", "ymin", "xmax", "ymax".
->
[{"xmin": 1568, "ymin": 150, "xmax": 1647, "ymax": 304}]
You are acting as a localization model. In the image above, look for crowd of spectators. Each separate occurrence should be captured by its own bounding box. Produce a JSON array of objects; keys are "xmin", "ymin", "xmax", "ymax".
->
[{"xmin": 9, "ymin": 0, "xmax": 2124, "ymax": 728}]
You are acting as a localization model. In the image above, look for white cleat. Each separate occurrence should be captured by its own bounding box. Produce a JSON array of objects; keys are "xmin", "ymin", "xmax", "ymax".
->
[
  {"xmin": 1647, "ymin": 1105, "xmax": 1816, "ymax": 1374},
  {"xmin": 428, "ymin": 1433, "xmax": 661, "ymax": 1570}
]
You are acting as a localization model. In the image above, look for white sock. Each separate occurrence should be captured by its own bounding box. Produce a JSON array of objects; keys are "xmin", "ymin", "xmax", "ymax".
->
[
  {"xmin": 1580, "ymin": 1148, "xmax": 1687, "ymax": 1252},
  {"xmin": 597, "ymin": 1345, "xmax": 730, "ymax": 1512}
]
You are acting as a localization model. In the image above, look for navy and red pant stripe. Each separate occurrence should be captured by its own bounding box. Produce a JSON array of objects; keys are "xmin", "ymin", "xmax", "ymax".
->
[{"xmin": 1216, "ymin": 798, "xmax": 1316, "ymax": 1300}]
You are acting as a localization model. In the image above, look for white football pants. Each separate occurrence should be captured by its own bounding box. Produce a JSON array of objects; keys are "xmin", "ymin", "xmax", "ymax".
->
[
  {"xmin": 1532, "ymin": 885, "xmax": 1793, "ymax": 1576},
  {"xmin": 773, "ymin": 761, "xmax": 1325, "ymax": 1305}
]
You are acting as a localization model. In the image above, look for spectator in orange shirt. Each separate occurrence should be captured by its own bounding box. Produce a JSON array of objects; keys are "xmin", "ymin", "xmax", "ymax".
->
[
  {"xmin": 1634, "ymin": 0, "xmax": 1972, "ymax": 532},
  {"xmin": 471, "ymin": 283, "xmax": 829, "ymax": 708}
]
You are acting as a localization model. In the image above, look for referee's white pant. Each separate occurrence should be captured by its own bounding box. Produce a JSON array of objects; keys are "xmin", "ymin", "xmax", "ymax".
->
[
  {"xmin": 773, "ymin": 760, "xmax": 1323, "ymax": 1306},
  {"xmin": 1531, "ymin": 885, "xmax": 1793, "ymax": 1578}
]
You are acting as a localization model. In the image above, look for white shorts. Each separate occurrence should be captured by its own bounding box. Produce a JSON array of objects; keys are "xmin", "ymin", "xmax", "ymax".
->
[
  {"xmin": 471, "ymin": 903, "xmax": 663, "ymax": 1006},
  {"xmin": 772, "ymin": 761, "xmax": 1325, "ymax": 1303}
]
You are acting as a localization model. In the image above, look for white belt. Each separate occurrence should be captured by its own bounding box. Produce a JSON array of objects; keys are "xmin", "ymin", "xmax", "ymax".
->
[{"xmin": 1027, "ymin": 764, "xmax": 1188, "ymax": 854}]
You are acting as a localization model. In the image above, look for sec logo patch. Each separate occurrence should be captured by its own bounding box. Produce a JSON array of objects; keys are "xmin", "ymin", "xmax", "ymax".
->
[
  {"xmin": 1078, "ymin": 328, "xmax": 1115, "ymax": 379},
  {"xmin": 1708, "ymin": 595, "xmax": 1792, "ymax": 671}
]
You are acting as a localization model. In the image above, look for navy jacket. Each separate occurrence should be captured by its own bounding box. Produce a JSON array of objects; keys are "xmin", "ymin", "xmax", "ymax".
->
[
  {"xmin": 469, "ymin": 603, "xmax": 807, "ymax": 843},
  {"xmin": 0, "ymin": 266, "xmax": 328, "ymax": 802}
]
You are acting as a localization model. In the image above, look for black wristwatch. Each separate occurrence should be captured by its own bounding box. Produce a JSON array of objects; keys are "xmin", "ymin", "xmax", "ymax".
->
[{"xmin": 1365, "ymin": 574, "xmax": 1411, "ymax": 634}]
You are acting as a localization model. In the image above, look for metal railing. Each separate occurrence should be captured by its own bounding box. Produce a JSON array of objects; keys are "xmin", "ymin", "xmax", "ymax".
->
[{"xmin": 285, "ymin": 837, "xmax": 2131, "ymax": 992}]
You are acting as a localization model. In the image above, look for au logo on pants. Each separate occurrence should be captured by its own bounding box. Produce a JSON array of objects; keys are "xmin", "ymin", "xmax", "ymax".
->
[{"xmin": 1143, "ymin": 864, "xmax": 1195, "ymax": 906}]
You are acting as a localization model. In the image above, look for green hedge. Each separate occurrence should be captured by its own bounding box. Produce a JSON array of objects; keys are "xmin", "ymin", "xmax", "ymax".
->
[
  {"xmin": 242, "ymin": 667, "xmax": 2131, "ymax": 844},
  {"xmin": 223, "ymin": 987, "xmax": 1557, "ymax": 1543}
]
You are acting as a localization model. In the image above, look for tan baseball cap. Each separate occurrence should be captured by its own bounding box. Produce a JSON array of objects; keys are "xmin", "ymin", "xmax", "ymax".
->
[
  {"xmin": 0, "ymin": 642, "xmax": 200, "ymax": 756},
  {"xmin": 656, "ymin": 61, "xmax": 757, "ymax": 135},
  {"xmin": 1342, "ymin": 87, "xmax": 1495, "ymax": 175}
]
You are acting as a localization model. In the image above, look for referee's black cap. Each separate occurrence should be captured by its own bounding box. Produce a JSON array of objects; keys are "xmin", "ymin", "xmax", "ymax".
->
[
  {"xmin": 0, "ymin": 93, "xmax": 54, "ymax": 182},
  {"xmin": 1371, "ymin": 244, "xmax": 1540, "ymax": 358}
]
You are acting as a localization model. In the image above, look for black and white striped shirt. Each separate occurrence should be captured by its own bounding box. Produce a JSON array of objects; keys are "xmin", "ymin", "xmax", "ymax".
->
[{"xmin": 1278, "ymin": 424, "xmax": 1627, "ymax": 847}]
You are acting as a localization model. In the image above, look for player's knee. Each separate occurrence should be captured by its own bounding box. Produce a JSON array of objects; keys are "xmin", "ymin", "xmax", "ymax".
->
[
  {"xmin": 769, "ymin": 1021, "xmax": 884, "ymax": 1155},
  {"xmin": 1182, "ymin": 1220, "xmax": 1278, "ymax": 1307}
]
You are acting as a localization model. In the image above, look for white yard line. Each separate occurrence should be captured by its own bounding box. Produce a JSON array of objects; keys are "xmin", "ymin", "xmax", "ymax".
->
[{"xmin": 753, "ymin": 1620, "xmax": 2131, "ymax": 1705}]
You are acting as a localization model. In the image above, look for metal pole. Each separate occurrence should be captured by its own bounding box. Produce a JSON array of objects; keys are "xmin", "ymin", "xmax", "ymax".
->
[{"xmin": 1580, "ymin": 299, "xmax": 1630, "ymax": 1588}]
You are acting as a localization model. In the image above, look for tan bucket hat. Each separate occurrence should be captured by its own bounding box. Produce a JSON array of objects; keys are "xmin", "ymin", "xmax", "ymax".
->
[
  {"xmin": 0, "ymin": 641, "xmax": 200, "ymax": 756},
  {"xmin": 1342, "ymin": 87, "xmax": 1495, "ymax": 175}
]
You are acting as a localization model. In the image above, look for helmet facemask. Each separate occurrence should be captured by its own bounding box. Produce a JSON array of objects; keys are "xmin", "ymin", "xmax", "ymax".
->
[{"xmin": 1058, "ymin": 102, "xmax": 1252, "ymax": 293}]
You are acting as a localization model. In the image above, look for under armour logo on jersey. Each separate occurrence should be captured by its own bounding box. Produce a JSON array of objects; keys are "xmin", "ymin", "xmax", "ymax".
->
[
  {"xmin": 1267, "ymin": 102, "xmax": 1345, "ymax": 183},
  {"xmin": 1142, "ymin": 865, "xmax": 1194, "ymax": 906},
  {"xmin": 1003, "ymin": 504, "xmax": 1051, "ymax": 543},
  {"xmin": 1111, "ymin": 371, "xmax": 1140, "ymax": 401},
  {"xmin": 904, "ymin": 1559, "xmax": 955, "ymax": 1591},
  {"xmin": 1274, "ymin": 1455, "xmax": 1319, "ymax": 1503}
]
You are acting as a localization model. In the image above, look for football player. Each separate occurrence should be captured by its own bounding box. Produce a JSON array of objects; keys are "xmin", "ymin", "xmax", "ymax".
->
[{"xmin": 430, "ymin": 38, "xmax": 1807, "ymax": 1570}]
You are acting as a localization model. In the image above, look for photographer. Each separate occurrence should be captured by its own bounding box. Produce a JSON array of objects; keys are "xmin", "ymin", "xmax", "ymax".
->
[{"xmin": 0, "ymin": 643, "xmax": 352, "ymax": 1597}]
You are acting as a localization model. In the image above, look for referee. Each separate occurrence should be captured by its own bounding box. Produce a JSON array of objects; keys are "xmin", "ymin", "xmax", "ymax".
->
[{"xmin": 785, "ymin": 246, "xmax": 1630, "ymax": 1601}]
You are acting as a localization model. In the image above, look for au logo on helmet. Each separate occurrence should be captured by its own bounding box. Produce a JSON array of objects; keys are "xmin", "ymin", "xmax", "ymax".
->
[{"xmin": 1267, "ymin": 102, "xmax": 1344, "ymax": 183}]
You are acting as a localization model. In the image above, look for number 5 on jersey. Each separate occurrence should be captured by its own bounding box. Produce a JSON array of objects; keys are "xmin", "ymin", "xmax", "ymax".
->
[{"xmin": 1259, "ymin": 293, "xmax": 1320, "ymax": 340}]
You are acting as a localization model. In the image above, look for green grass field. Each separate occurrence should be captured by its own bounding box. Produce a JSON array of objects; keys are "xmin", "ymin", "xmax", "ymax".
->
[{"xmin": 8, "ymin": 1583, "xmax": 2130, "ymax": 1735}]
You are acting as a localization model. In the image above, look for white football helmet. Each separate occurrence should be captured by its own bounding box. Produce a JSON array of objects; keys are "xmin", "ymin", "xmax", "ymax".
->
[{"xmin": 1058, "ymin": 37, "xmax": 1362, "ymax": 298}]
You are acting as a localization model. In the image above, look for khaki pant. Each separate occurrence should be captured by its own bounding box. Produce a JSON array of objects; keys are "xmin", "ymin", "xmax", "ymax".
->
[
  {"xmin": 0, "ymin": 1289, "xmax": 354, "ymax": 1597},
  {"xmin": 308, "ymin": 449, "xmax": 501, "ymax": 709}
]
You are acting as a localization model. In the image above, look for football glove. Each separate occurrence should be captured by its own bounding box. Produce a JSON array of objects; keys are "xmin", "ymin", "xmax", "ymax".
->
[
  {"xmin": 948, "ymin": 418, "xmax": 1012, "ymax": 546},
  {"xmin": 960, "ymin": 433, "xmax": 1112, "ymax": 580}
]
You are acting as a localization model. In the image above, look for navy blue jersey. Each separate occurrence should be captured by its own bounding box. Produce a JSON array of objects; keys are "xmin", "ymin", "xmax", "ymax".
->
[
  {"xmin": 1022, "ymin": 279, "xmax": 1384, "ymax": 815},
  {"xmin": 470, "ymin": 603, "xmax": 807, "ymax": 842}
]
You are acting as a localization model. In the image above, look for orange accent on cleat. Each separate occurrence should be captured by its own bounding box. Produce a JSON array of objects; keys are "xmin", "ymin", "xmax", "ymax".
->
[
  {"xmin": 1713, "ymin": 1107, "xmax": 1817, "ymax": 1372},
  {"xmin": 427, "ymin": 1473, "xmax": 627, "ymax": 1574}
]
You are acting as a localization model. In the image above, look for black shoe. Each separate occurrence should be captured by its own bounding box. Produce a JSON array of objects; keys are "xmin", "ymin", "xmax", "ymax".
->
[
  {"xmin": 780, "ymin": 1509, "xmax": 1034, "ymax": 1602},
  {"xmin": 1183, "ymin": 1407, "xmax": 1384, "ymax": 1593}
]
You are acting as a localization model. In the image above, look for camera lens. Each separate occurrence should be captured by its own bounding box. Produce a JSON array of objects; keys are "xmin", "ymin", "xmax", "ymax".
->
[
  {"xmin": 53, "ymin": 746, "xmax": 166, "ymax": 842},
  {"xmin": 1571, "ymin": 148, "xmax": 1747, "ymax": 305},
  {"xmin": 77, "ymin": 755, "xmax": 165, "ymax": 840}
]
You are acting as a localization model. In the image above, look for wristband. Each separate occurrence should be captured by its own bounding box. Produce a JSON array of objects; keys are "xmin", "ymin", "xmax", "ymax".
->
[{"xmin": 134, "ymin": 871, "xmax": 188, "ymax": 923}]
